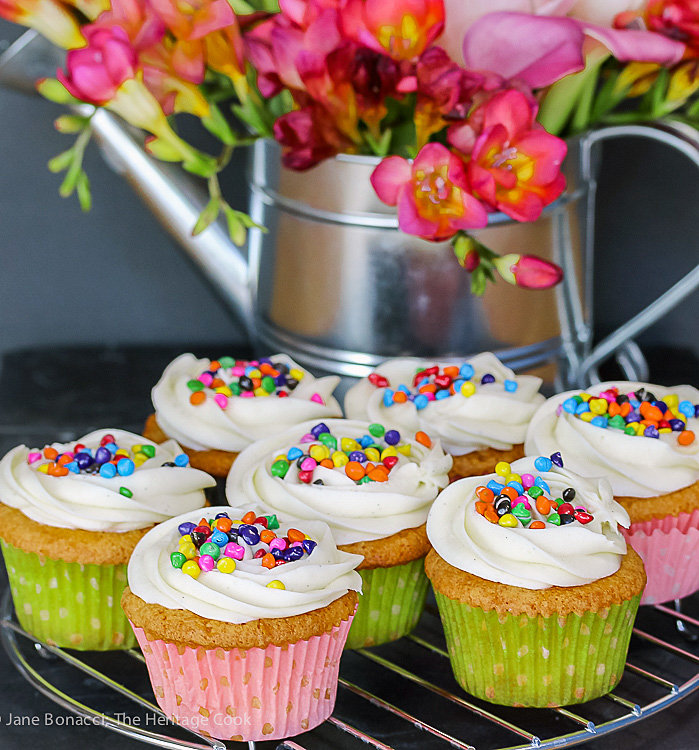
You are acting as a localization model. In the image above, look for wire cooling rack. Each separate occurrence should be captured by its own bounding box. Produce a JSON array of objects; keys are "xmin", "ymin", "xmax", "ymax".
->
[{"xmin": 3, "ymin": 589, "xmax": 699, "ymax": 750}]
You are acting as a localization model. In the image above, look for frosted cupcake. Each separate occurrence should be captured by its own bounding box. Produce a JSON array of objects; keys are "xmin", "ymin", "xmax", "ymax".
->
[
  {"xmin": 526, "ymin": 382, "xmax": 699, "ymax": 605},
  {"xmin": 0, "ymin": 429, "xmax": 214, "ymax": 650},
  {"xmin": 426, "ymin": 455, "xmax": 645, "ymax": 707},
  {"xmin": 121, "ymin": 505, "xmax": 361, "ymax": 742},
  {"xmin": 345, "ymin": 352, "xmax": 544, "ymax": 481},
  {"xmin": 226, "ymin": 419, "xmax": 452, "ymax": 648},
  {"xmin": 144, "ymin": 353, "xmax": 342, "ymax": 477}
]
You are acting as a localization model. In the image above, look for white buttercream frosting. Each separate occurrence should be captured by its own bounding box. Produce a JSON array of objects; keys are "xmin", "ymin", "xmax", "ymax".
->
[
  {"xmin": 525, "ymin": 382, "xmax": 699, "ymax": 498},
  {"xmin": 344, "ymin": 353, "xmax": 544, "ymax": 456},
  {"xmin": 0, "ymin": 429, "xmax": 214, "ymax": 532},
  {"xmin": 226, "ymin": 419, "xmax": 453, "ymax": 545},
  {"xmin": 127, "ymin": 505, "xmax": 363, "ymax": 624},
  {"xmin": 427, "ymin": 457, "xmax": 630, "ymax": 589},
  {"xmin": 151, "ymin": 353, "xmax": 343, "ymax": 453}
]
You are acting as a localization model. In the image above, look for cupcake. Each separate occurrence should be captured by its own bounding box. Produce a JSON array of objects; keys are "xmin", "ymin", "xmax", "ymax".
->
[
  {"xmin": 226, "ymin": 419, "xmax": 452, "ymax": 649},
  {"xmin": 144, "ymin": 353, "xmax": 342, "ymax": 477},
  {"xmin": 525, "ymin": 382, "xmax": 699, "ymax": 605},
  {"xmin": 0, "ymin": 429, "xmax": 214, "ymax": 650},
  {"xmin": 344, "ymin": 352, "xmax": 544, "ymax": 481},
  {"xmin": 121, "ymin": 505, "xmax": 361, "ymax": 742},
  {"xmin": 425, "ymin": 455, "xmax": 645, "ymax": 707}
]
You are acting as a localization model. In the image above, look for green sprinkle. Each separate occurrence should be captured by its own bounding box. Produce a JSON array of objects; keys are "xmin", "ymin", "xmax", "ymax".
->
[
  {"xmin": 170, "ymin": 551, "xmax": 187, "ymax": 569},
  {"xmin": 141, "ymin": 444, "xmax": 156, "ymax": 458},
  {"xmin": 369, "ymin": 423, "xmax": 385, "ymax": 438},
  {"xmin": 265, "ymin": 514, "xmax": 280, "ymax": 530},
  {"xmin": 624, "ymin": 426, "xmax": 637, "ymax": 435},
  {"xmin": 527, "ymin": 486, "xmax": 544, "ymax": 499},
  {"xmin": 609, "ymin": 415, "xmax": 626, "ymax": 430},
  {"xmin": 271, "ymin": 459, "xmax": 289, "ymax": 478},
  {"xmin": 218, "ymin": 356, "xmax": 235, "ymax": 368},
  {"xmin": 187, "ymin": 379, "xmax": 205, "ymax": 392},
  {"xmin": 200, "ymin": 542, "xmax": 220, "ymax": 560},
  {"xmin": 318, "ymin": 433, "xmax": 337, "ymax": 450},
  {"xmin": 358, "ymin": 476, "xmax": 373, "ymax": 484},
  {"xmin": 230, "ymin": 382, "xmax": 241, "ymax": 395},
  {"xmin": 119, "ymin": 487, "xmax": 133, "ymax": 498},
  {"xmin": 262, "ymin": 375, "xmax": 276, "ymax": 393},
  {"xmin": 511, "ymin": 505, "xmax": 531, "ymax": 524},
  {"xmin": 547, "ymin": 513, "xmax": 561, "ymax": 526}
]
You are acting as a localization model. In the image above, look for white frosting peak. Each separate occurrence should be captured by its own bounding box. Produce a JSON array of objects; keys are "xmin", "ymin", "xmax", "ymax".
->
[
  {"xmin": 0, "ymin": 429, "xmax": 214, "ymax": 532},
  {"xmin": 127, "ymin": 505, "xmax": 363, "ymax": 624},
  {"xmin": 427, "ymin": 457, "xmax": 630, "ymax": 589},
  {"xmin": 226, "ymin": 419, "xmax": 452, "ymax": 545},
  {"xmin": 344, "ymin": 353, "xmax": 544, "ymax": 455},
  {"xmin": 525, "ymin": 382, "xmax": 699, "ymax": 498},
  {"xmin": 152, "ymin": 353, "xmax": 343, "ymax": 453}
]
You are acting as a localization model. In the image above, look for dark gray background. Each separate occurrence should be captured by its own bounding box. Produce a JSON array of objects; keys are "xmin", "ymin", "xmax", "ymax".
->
[{"xmin": 1, "ymin": 20, "xmax": 698, "ymax": 364}]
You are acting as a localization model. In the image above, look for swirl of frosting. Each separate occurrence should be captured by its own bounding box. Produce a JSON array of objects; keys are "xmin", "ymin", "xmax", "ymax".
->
[
  {"xmin": 426, "ymin": 457, "xmax": 630, "ymax": 589},
  {"xmin": 0, "ymin": 429, "xmax": 214, "ymax": 532},
  {"xmin": 127, "ymin": 505, "xmax": 363, "ymax": 623},
  {"xmin": 151, "ymin": 353, "xmax": 342, "ymax": 453},
  {"xmin": 226, "ymin": 419, "xmax": 453, "ymax": 545},
  {"xmin": 525, "ymin": 382, "xmax": 699, "ymax": 498},
  {"xmin": 344, "ymin": 353, "xmax": 544, "ymax": 455}
]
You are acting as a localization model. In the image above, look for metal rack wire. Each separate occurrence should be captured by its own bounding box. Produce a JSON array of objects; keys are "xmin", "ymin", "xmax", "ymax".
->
[{"xmin": 3, "ymin": 589, "xmax": 699, "ymax": 750}]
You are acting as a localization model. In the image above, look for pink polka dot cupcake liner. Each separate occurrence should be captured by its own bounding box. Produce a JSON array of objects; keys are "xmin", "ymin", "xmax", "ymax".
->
[
  {"xmin": 433, "ymin": 590, "xmax": 641, "ymax": 707},
  {"xmin": 623, "ymin": 509, "xmax": 699, "ymax": 605},
  {"xmin": 0, "ymin": 539, "xmax": 136, "ymax": 650},
  {"xmin": 130, "ymin": 611, "xmax": 354, "ymax": 742}
]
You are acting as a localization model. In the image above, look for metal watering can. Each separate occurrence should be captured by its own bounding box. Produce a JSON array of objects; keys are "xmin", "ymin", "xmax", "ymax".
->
[{"xmin": 3, "ymin": 31, "xmax": 699, "ymax": 389}]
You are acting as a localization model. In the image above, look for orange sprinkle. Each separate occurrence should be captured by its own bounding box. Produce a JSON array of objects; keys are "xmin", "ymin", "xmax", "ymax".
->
[
  {"xmin": 536, "ymin": 496, "xmax": 551, "ymax": 515},
  {"xmin": 261, "ymin": 553, "xmax": 276, "ymax": 570},
  {"xmin": 251, "ymin": 377, "xmax": 261, "ymax": 388},
  {"xmin": 57, "ymin": 454, "xmax": 73, "ymax": 466},
  {"xmin": 415, "ymin": 431, "xmax": 432, "ymax": 448},
  {"xmin": 368, "ymin": 469, "xmax": 388, "ymax": 482},
  {"xmin": 475, "ymin": 501, "xmax": 488, "ymax": 516},
  {"xmin": 619, "ymin": 402, "xmax": 631, "ymax": 418},
  {"xmin": 44, "ymin": 447, "xmax": 58, "ymax": 460},
  {"xmin": 260, "ymin": 529, "xmax": 277, "ymax": 544},
  {"xmin": 320, "ymin": 459, "xmax": 334, "ymax": 469},
  {"xmin": 640, "ymin": 403, "xmax": 663, "ymax": 421},
  {"xmin": 640, "ymin": 419, "xmax": 658, "ymax": 428},
  {"xmin": 393, "ymin": 391, "xmax": 408, "ymax": 403},
  {"xmin": 211, "ymin": 377, "xmax": 225, "ymax": 388},
  {"xmin": 209, "ymin": 360, "xmax": 221, "ymax": 371},
  {"xmin": 345, "ymin": 461, "xmax": 366, "ymax": 481},
  {"xmin": 190, "ymin": 391, "xmax": 206, "ymax": 405},
  {"xmin": 484, "ymin": 507, "xmax": 499, "ymax": 524},
  {"xmin": 288, "ymin": 528, "xmax": 305, "ymax": 543},
  {"xmin": 242, "ymin": 511, "xmax": 256, "ymax": 525},
  {"xmin": 608, "ymin": 402, "xmax": 621, "ymax": 418},
  {"xmin": 679, "ymin": 430, "xmax": 696, "ymax": 446},
  {"xmin": 501, "ymin": 486, "xmax": 519, "ymax": 502},
  {"xmin": 198, "ymin": 517, "xmax": 210, "ymax": 528},
  {"xmin": 444, "ymin": 366, "xmax": 459, "ymax": 378},
  {"xmin": 530, "ymin": 521, "xmax": 546, "ymax": 530},
  {"xmin": 215, "ymin": 518, "xmax": 232, "ymax": 532},
  {"xmin": 475, "ymin": 486, "xmax": 494, "ymax": 503},
  {"xmin": 419, "ymin": 384, "xmax": 437, "ymax": 394}
]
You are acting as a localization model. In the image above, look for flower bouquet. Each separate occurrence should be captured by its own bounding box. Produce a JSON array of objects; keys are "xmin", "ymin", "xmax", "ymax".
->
[{"xmin": 2, "ymin": 0, "xmax": 695, "ymax": 293}]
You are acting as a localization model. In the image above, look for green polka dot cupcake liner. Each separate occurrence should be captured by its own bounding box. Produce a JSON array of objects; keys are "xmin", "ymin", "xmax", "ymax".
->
[
  {"xmin": 344, "ymin": 557, "xmax": 430, "ymax": 650},
  {"xmin": 434, "ymin": 589, "xmax": 642, "ymax": 707},
  {"xmin": 1, "ymin": 539, "xmax": 137, "ymax": 650}
]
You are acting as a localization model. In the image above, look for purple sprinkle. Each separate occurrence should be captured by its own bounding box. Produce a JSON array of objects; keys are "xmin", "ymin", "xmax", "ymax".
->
[
  {"xmin": 481, "ymin": 373, "xmax": 496, "ymax": 385},
  {"xmin": 311, "ymin": 422, "xmax": 330, "ymax": 438},
  {"xmin": 385, "ymin": 430, "xmax": 400, "ymax": 445},
  {"xmin": 644, "ymin": 425, "xmax": 659, "ymax": 439},
  {"xmin": 178, "ymin": 521, "xmax": 196, "ymax": 536},
  {"xmin": 550, "ymin": 452, "xmax": 564, "ymax": 467},
  {"xmin": 348, "ymin": 450, "xmax": 367, "ymax": 463},
  {"xmin": 625, "ymin": 411, "xmax": 641, "ymax": 423},
  {"xmin": 669, "ymin": 419, "xmax": 685, "ymax": 432}
]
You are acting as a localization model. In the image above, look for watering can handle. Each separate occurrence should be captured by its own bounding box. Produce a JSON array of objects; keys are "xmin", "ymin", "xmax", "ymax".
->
[{"xmin": 577, "ymin": 121, "xmax": 699, "ymax": 386}]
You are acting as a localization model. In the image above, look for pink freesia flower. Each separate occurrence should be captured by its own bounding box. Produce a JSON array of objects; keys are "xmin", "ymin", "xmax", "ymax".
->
[
  {"xmin": 494, "ymin": 253, "xmax": 564, "ymax": 288},
  {"xmin": 371, "ymin": 143, "xmax": 488, "ymax": 241},
  {"xmin": 463, "ymin": 90, "xmax": 567, "ymax": 222},
  {"xmin": 0, "ymin": 0, "xmax": 85, "ymax": 49},
  {"xmin": 57, "ymin": 25, "xmax": 137, "ymax": 105},
  {"xmin": 462, "ymin": 11, "xmax": 685, "ymax": 88},
  {"xmin": 342, "ymin": 0, "xmax": 445, "ymax": 61}
]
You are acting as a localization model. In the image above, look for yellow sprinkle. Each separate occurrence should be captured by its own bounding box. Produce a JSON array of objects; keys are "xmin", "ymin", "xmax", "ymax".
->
[
  {"xmin": 115, "ymin": 448, "xmax": 130, "ymax": 457},
  {"xmin": 133, "ymin": 455, "xmax": 148, "ymax": 467},
  {"xmin": 365, "ymin": 447, "xmax": 381, "ymax": 462},
  {"xmin": 180, "ymin": 543, "xmax": 198, "ymax": 560},
  {"xmin": 274, "ymin": 454, "xmax": 287, "ymax": 462},
  {"xmin": 254, "ymin": 387, "xmax": 269, "ymax": 397},
  {"xmin": 506, "ymin": 473, "xmax": 522, "ymax": 484},
  {"xmin": 659, "ymin": 428, "xmax": 672, "ymax": 434},
  {"xmin": 397, "ymin": 444, "xmax": 411, "ymax": 456},
  {"xmin": 37, "ymin": 463, "xmax": 49, "ymax": 474},
  {"xmin": 182, "ymin": 560, "xmax": 200, "ymax": 579},
  {"xmin": 133, "ymin": 444, "xmax": 143, "ymax": 453},
  {"xmin": 579, "ymin": 392, "xmax": 592, "ymax": 402},
  {"xmin": 589, "ymin": 398, "xmax": 608, "ymax": 415},
  {"xmin": 332, "ymin": 451, "xmax": 349, "ymax": 467},
  {"xmin": 215, "ymin": 386, "xmax": 233, "ymax": 397},
  {"xmin": 381, "ymin": 447, "xmax": 398, "ymax": 460},
  {"xmin": 461, "ymin": 382, "xmax": 476, "ymax": 398},
  {"xmin": 495, "ymin": 461, "xmax": 511, "ymax": 477},
  {"xmin": 289, "ymin": 368, "xmax": 304, "ymax": 381},
  {"xmin": 217, "ymin": 558, "xmax": 236, "ymax": 574},
  {"xmin": 248, "ymin": 368, "xmax": 262, "ymax": 378},
  {"xmin": 498, "ymin": 513, "xmax": 518, "ymax": 528},
  {"xmin": 267, "ymin": 580, "xmax": 285, "ymax": 590},
  {"xmin": 341, "ymin": 437, "xmax": 360, "ymax": 452},
  {"xmin": 665, "ymin": 394, "xmax": 679, "ymax": 409},
  {"xmin": 635, "ymin": 424, "xmax": 646, "ymax": 436},
  {"xmin": 179, "ymin": 534, "xmax": 193, "ymax": 546},
  {"xmin": 309, "ymin": 445, "xmax": 330, "ymax": 461},
  {"xmin": 578, "ymin": 411, "xmax": 595, "ymax": 422}
]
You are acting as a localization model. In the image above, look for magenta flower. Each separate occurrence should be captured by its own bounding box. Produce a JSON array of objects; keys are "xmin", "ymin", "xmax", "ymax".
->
[
  {"xmin": 57, "ymin": 25, "xmax": 137, "ymax": 105},
  {"xmin": 494, "ymin": 253, "xmax": 564, "ymax": 288},
  {"xmin": 371, "ymin": 143, "xmax": 488, "ymax": 242}
]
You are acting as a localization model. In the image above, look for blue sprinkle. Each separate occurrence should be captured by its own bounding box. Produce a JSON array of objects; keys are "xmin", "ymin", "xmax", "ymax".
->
[
  {"xmin": 99, "ymin": 463, "xmax": 117, "ymax": 479},
  {"xmin": 534, "ymin": 476, "xmax": 550, "ymax": 493},
  {"xmin": 562, "ymin": 398, "xmax": 578, "ymax": 414},
  {"xmin": 358, "ymin": 435, "xmax": 373, "ymax": 448},
  {"xmin": 287, "ymin": 447, "xmax": 303, "ymax": 461},
  {"xmin": 104, "ymin": 442, "xmax": 118, "ymax": 453},
  {"xmin": 65, "ymin": 461, "xmax": 80, "ymax": 474},
  {"xmin": 504, "ymin": 379, "xmax": 518, "ymax": 392},
  {"xmin": 244, "ymin": 366, "xmax": 257, "ymax": 376},
  {"xmin": 629, "ymin": 398, "xmax": 641, "ymax": 409},
  {"xmin": 695, "ymin": 405, "xmax": 699, "ymax": 418},
  {"xmin": 590, "ymin": 416, "xmax": 608, "ymax": 429},
  {"xmin": 575, "ymin": 402, "xmax": 590, "ymax": 415},
  {"xmin": 459, "ymin": 363, "xmax": 474, "ymax": 380},
  {"xmin": 210, "ymin": 530, "xmax": 228, "ymax": 547},
  {"xmin": 174, "ymin": 453, "xmax": 189, "ymax": 467},
  {"xmin": 435, "ymin": 390, "xmax": 451, "ymax": 400},
  {"xmin": 644, "ymin": 425, "xmax": 660, "ymax": 439},
  {"xmin": 507, "ymin": 480, "xmax": 524, "ymax": 494},
  {"xmin": 487, "ymin": 480, "xmax": 505, "ymax": 493},
  {"xmin": 398, "ymin": 385, "xmax": 411, "ymax": 395},
  {"xmin": 383, "ymin": 389, "xmax": 395, "ymax": 407},
  {"xmin": 117, "ymin": 458, "xmax": 135, "ymax": 476},
  {"xmin": 418, "ymin": 377, "xmax": 430, "ymax": 387},
  {"xmin": 452, "ymin": 379, "xmax": 464, "ymax": 392},
  {"xmin": 534, "ymin": 456, "xmax": 552, "ymax": 472},
  {"xmin": 414, "ymin": 394, "xmax": 429, "ymax": 410},
  {"xmin": 679, "ymin": 400, "xmax": 695, "ymax": 419},
  {"xmin": 654, "ymin": 400, "xmax": 668, "ymax": 414}
]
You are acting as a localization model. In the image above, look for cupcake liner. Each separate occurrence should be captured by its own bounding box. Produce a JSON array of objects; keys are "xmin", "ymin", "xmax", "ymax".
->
[
  {"xmin": 345, "ymin": 557, "xmax": 429, "ymax": 650},
  {"xmin": 131, "ymin": 614, "xmax": 354, "ymax": 742},
  {"xmin": 623, "ymin": 510, "xmax": 699, "ymax": 605},
  {"xmin": 1, "ymin": 540, "xmax": 136, "ymax": 650},
  {"xmin": 434, "ymin": 589, "xmax": 641, "ymax": 707}
]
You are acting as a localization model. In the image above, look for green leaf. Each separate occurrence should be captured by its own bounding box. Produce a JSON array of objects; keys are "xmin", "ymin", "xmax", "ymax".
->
[
  {"xmin": 226, "ymin": 0, "xmax": 256, "ymax": 12},
  {"xmin": 470, "ymin": 267, "xmax": 488, "ymax": 297},
  {"xmin": 36, "ymin": 78, "xmax": 81, "ymax": 105},
  {"xmin": 650, "ymin": 67, "xmax": 670, "ymax": 118},
  {"xmin": 193, "ymin": 198, "xmax": 221, "ymax": 235},
  {"xmin": 223, "ymin": 207, "xmax": 247, "ymax": 246},
  {"xmin": 366, "ymin": 129, "xmax": 392, "ymax": 157},
  {"xmin": 54, "ymin": 115, "xmax": 89, "ymax": 134},
  {"xmin": 76, "ymin": 171, "xmax": 92, "ymax": 212},
  {"xmin": 59, "ymin": 162, "xmax": 81, "ymax": 197},
  {"xmin": 182, "ymin": 153, "xmax": 219, "ymax": 178},
  {"xmin": 47, "ymin": 149, "xmax": 74, "ymax": 174},
  {"xmin": 202, "ymin": 102, "xmax": 238, "ymax": 146}
]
